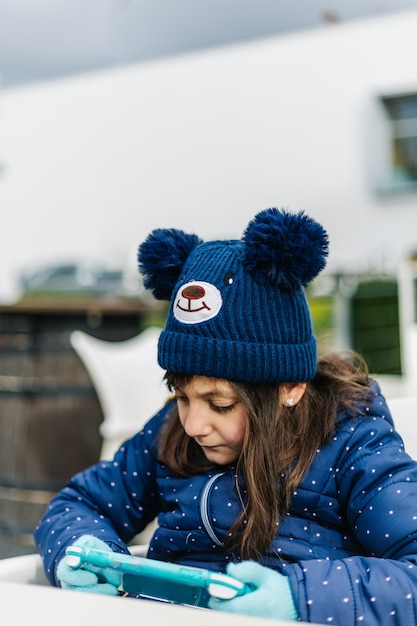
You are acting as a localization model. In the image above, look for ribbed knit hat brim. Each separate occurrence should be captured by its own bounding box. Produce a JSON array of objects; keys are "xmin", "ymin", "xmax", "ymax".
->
[{"xmin": 158, "ymin": 331, "xmax": 317, "ymax": 383}]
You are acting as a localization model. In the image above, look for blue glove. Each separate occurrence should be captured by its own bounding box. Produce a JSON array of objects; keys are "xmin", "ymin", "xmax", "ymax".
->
[
  {"xmin": 208, "ymin": 561, "xmax": 298, "ymax": 621},
  {"xmin": 56, "ymin": 535, "xmax": 121, "ymax": 595}
]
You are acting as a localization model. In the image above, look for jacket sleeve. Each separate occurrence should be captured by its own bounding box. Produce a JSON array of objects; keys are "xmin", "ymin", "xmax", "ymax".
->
[
  {"xmin": 34, "ymin": 405, "xmax": 170, "ymax": 586},
  {"xmin": 285, "ymin": 412, "xmax": 417, "ymax": 625}
]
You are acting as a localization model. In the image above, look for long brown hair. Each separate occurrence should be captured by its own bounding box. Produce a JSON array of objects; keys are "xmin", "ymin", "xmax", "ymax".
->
[{"xmin": 158, "ymin": 352, "xmax": 371, "ymax": 560}]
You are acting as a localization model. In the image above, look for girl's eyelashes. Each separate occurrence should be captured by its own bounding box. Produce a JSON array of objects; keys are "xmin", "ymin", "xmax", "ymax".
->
[
  {"xmin": 174, "ymin": 390, "xmax": 238, "ymax": 413},
  {"xmin": 210, "ymin": 403, "xmax": 236, "ymax": 414}
]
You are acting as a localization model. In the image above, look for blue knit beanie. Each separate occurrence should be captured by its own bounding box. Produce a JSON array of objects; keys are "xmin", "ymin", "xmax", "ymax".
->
[{"xmin": 138, "ymin": 208, "xmax": 329, "ymax": 383}]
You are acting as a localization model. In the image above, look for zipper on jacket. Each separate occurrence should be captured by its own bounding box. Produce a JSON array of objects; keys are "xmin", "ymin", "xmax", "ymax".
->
[{"xmin": 200, "ymin": 472, "xmax": 225, "ymax": 547}]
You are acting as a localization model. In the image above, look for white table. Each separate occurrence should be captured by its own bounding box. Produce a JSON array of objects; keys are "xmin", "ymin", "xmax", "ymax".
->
[{"xmin": 0, "ymin": 580, "xmax": 305, "ymax": 625}]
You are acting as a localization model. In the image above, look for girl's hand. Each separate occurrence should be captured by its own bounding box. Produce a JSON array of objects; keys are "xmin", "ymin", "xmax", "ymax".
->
[
  {"xmin": 56, "ymin": 535, "xmax": 121, "ymax": 595},
  {"xmin": 208, "ymin": 561, "xmax": 298, "ymax": 621}
]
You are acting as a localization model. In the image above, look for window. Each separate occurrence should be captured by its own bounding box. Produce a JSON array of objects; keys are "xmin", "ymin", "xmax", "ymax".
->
[{"xmin": 378, "ymin": 93, "xmax": 417, "ymax": 193}]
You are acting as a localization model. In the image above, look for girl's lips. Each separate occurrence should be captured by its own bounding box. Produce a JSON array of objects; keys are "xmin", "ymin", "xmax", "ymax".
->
[{"xmin": 197, "ymin": 440, "xmax": 226, "ymax": 449}]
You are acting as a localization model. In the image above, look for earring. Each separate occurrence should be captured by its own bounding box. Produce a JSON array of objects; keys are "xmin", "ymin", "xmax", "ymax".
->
[{"xmin": 285, "ymin": 398, "xmax": 294, "ymax": 407}]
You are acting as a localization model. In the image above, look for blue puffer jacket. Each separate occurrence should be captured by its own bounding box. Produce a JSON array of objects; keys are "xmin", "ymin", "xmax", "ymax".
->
[{"xmin": 34, "ymin": 381, "xmax": 417, "ymax": 625}]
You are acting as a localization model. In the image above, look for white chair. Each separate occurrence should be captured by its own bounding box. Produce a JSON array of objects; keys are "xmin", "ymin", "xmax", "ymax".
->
[
  {"xmin": 0, "ymin": 552, "xmax": 48, "ymax": 585},
  {"xmin": 70, "ymin": 326, "xmax": 167, "ymax": 460},
  {"xmin": 388, "ymin": 396, "xmax": 417, "ymax": 460}
]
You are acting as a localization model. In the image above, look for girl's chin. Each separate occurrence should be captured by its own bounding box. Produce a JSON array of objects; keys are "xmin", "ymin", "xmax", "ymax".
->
[{"xmin": 201, "ymin": 446, "xmax": 239, "ymax": 465}]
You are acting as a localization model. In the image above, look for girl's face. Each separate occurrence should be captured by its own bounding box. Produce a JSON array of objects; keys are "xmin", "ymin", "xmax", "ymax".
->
[{"xmin": 174, "ymin": 376, "xmax": 247, "ymax": 466}]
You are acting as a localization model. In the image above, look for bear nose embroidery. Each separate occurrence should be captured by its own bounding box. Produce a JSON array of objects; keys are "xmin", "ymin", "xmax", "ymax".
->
[{"xmin": 182, "ymin": 284, "xmax": 206, "ymax": 300}]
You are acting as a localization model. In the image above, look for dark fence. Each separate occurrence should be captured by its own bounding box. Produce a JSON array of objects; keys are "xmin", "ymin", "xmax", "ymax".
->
[{"xmin": 0, "ymin": 297, "xmax": 156, "ymax": 558}]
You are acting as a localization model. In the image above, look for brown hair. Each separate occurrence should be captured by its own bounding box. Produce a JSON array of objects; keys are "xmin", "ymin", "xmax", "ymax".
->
[{"xmin": 158, "ymin": 352, "xmax": 371, "ymax": 560}]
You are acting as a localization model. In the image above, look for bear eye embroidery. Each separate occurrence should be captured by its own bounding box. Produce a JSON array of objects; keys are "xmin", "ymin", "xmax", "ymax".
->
[{"xmin": 223, "ymin": 272, "xmax": 235, "ymax": 286}]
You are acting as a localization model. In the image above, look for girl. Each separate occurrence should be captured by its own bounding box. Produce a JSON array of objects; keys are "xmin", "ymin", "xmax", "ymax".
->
[{"xmin": 35, "ymin": 208, "xmax": 417, "ymax": 624}]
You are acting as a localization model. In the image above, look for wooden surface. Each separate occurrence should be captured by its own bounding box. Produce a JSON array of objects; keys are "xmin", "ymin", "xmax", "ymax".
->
[{"xmin": 0, "ymin": 296, "xmax": 160, "ymax": 316}]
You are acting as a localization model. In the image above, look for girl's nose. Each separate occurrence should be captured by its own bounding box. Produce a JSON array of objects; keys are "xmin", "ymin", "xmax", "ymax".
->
[{"xmin": 182, "ymin": 408, "xmax": 211, "ymax": 438}]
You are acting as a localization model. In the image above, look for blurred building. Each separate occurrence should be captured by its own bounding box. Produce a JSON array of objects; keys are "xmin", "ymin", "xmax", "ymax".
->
[
  {"xmin": 1, "ymin": 8, "xmax": 417, "ymax": 392},
  {"xmin": 0, "ymin": 9, "xmax": 416, "ymax": 292}
]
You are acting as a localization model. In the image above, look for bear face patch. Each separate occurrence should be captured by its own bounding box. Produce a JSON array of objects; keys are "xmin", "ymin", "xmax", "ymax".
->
[{"xmin": 173, "ymin": 280, "xmax": 222, "ymax": 324}]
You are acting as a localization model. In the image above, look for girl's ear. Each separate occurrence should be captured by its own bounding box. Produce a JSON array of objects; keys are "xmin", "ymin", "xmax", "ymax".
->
[{"xmin": 280, "ymin": 382, "xmax": 307, "ymax": 407}]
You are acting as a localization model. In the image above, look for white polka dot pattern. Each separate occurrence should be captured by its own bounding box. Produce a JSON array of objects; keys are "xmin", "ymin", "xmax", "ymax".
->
[{"xmin": 34, "ymin": 384, "xmax": 417, "ymax": 624}]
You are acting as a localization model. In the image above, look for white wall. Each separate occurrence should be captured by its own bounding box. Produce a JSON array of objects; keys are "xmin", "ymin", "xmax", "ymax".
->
[{"xmin": 1, "ymin": 9, "xmax": 417, "ymax": 302}]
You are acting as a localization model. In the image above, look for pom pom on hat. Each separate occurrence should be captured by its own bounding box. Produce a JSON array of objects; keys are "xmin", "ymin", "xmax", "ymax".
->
[
  {"xmin": 242, "ymin": 208, "xmax": 329, "ymax": 290},
  {"xmin": 138, "ymin": 208, "xmax": 329, "ymax": 383},
  {"xmin": 138, "ymin": 228, "xmax": 202, "ymax": 300}
]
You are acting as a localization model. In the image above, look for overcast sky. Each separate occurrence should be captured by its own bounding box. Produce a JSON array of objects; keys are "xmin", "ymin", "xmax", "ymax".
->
[{"xmin": 1, "ymin": 0, "xmax": 417, "ymax": 89}]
